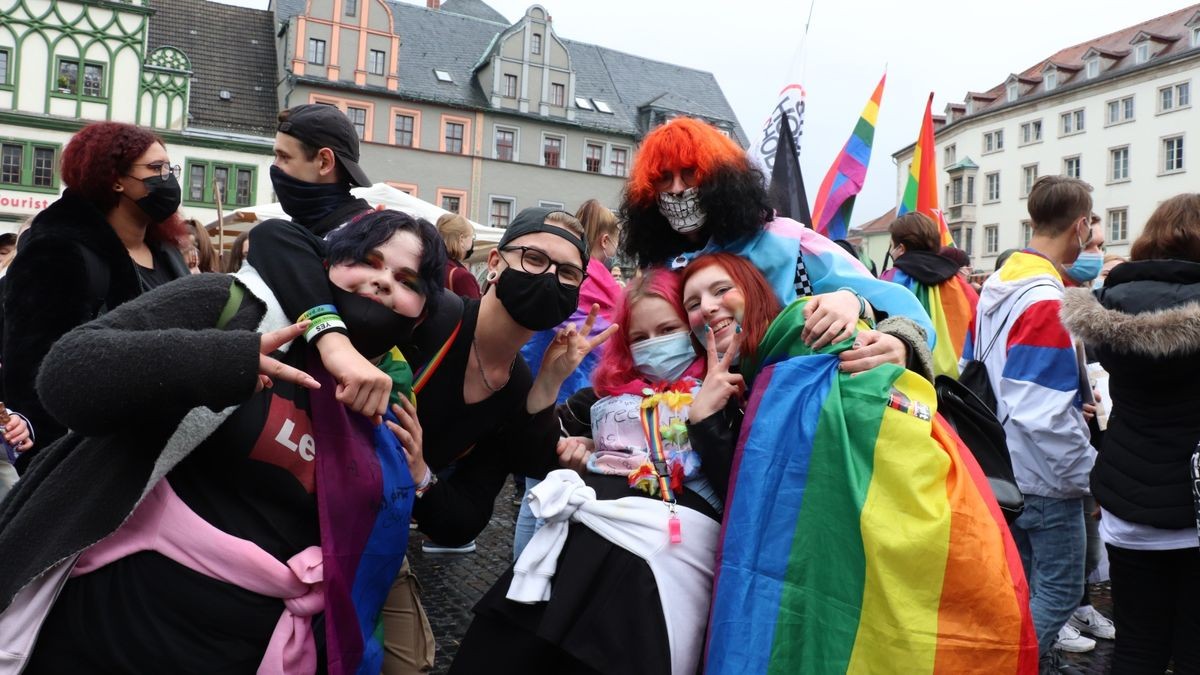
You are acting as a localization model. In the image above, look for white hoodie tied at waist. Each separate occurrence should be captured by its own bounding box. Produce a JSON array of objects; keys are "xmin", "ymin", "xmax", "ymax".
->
[{"xmin": 508, "ymin": 469, "xmax": 720, "ymax": 675}]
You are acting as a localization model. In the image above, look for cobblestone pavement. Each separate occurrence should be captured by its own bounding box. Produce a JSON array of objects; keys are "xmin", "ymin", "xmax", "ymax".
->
[{"xmin": 408, "ymin": 480, "xmax": 1118, "ymax": 674}]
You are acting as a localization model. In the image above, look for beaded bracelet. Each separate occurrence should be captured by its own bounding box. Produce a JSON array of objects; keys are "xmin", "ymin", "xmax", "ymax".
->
[{"xmin": 836, "ymin": 287, "xmax": 875, "ymax": 327}]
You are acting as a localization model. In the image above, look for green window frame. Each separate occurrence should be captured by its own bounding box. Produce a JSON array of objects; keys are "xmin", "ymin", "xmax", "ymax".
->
[
  {"xmin": 0, "ymin": 138, "xmax": 61, "ymax": 192},
  {"xmin": 51, "ymin": 56, "xmax": 108, "ymax": 101},
  {"xmin": 0, "ymin": 48, "xmax": 12, "ymax": 89},
  {"xmin": 183, "ymin": 160, "xmax": 257, "ymax": 208}
]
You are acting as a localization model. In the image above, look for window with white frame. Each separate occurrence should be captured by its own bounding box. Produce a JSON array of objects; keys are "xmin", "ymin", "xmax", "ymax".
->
[
  {"xmin": 610, "ymin": 146, "xmax": 629, "ymax": 177},
  {"xmin": 0, "ymin": 49, "xmax": 8, "ymax": 86},
  {"xmin": 1159, "ymin": 82, "xmax": 1191, "ymax": 112},
  {"xmin": 1006, "ymin": 81, "xmax": 1019, "ymax": 102},
  {"xmin": 307, "ymin": 38, "xmax": 326, "ymax": 65},
  {"xmin": 585, "ymin": 143, "xmax": 604, "ymax": 173},
  {"xmin": 1163, "ymin": 136, "xmax": 1185, "ymax": 173},
  {"xmin": 1022, "ymin": 164, "xmax": 1038, "ymax": 197},
  {"xmin": 1108, "ymin": 208, "xmax": 1128, "ymax": 242},
  {"xmin": 964, "ymin": 225, "xmax": 975, "ymax": 256},
  {"xmin": 1194, "ymin": 26, "xmax": 1200, "ymax": 48},
  {"xmin": 368, "ymin": 50, "xmax": 385, "ymax": 76},
  {"xmin": 944, "ymin": 144, "xmax": 956, "ymax": 166},
  {"xmin": 1063, "ymin": 155, "xmax": 1081, "ymax": 179},
  {"xmin": 1022, "ymin": 221, "xmax": 1033, "ymax": 247},
  {"xmin": 985, "ymin": 171, "xmax": 1000, "ymax": 202},
  {"xmin": 967, "ymin": 175, "xmax": 975, "ymax": 204},
  {"xmin": 950, "ymin": 177, "xmax": 963, "ymax": 205},
  {"xmin": 1060, "ymin": 109, "xmax": 1085, "ymax": 135},
  {"xmin": 346, "ymin": 106, "xmax": 367, "ymax": 140},
  {"xmin": 1020, "ymin": 120, "xmax": 1042, "ymax": 145},
  {"xmin": 1107, "ymin": 96, "xmax": 1134, "ymax": 125},
  {"xmin": 503, "ymin": 74, "xmax": 518, "ymax": 98},
  {"xmin": 1086, "ymin": 57, "xmax": 1100, "ymax": 79},
  {"xmin": 1045, "ymin": 70, "xmax": 1058, "ymax": 91},
  {"xmin": 490, "ymin": 197, "xmax": 514, "ymax": 228},
  {"xmin": 985, "ymin": 225, "xmax": 999, "ymax": 254},
  {"xmin": 983, "ymin": 129, "xmax": 1003, "ymax": 153},
  {"xmin": 1135, "ymin": 43, "xmax": 1150, "ymax": 64},
  {"xmin": 494, "ymin": 127, "xmax": 516, "ymax": 161},
  {"xmin": 543, "ymin": 135, "xmax": 563, "ymax": 167},
  {"xmin": 1110, "ymin": 146, "xmax": 1130, "ymax": 182}
]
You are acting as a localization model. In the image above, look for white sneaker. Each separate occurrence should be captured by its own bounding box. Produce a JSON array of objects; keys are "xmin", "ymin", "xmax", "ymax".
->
[
  {"xmin": 1069, "ymin": 605, "xmax": 1116, "ymax": 640},
  {"xmin": 1054, "ymin": 623, "xmax": 1096, "ymax": 653},
  {"xmin": 421, "ymin": 539, "xmax": 476, "ymax": 554}
]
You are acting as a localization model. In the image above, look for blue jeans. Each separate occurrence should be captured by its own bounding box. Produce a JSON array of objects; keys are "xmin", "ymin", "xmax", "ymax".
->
[
  {"xmin": 1010, "ymin": 494, "xmax": 1086, "ymax": 659},
  {"xmin": 512, "ymin": 477, "xmax": 544, "ymax": 561}
]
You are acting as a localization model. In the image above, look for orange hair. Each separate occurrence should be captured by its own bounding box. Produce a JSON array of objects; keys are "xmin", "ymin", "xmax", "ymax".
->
[
  {"xmin": 680, "ymin": 252, "xmax": 780, "ymax": 365},
  {"xmin": 626, "ymin": 118, "xmax": 748, "ymax": 207}
]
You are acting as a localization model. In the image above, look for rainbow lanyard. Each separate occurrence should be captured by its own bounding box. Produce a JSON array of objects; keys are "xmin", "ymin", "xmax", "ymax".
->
[
  {"xmin": 640, "ymin": 403, "xmax": 682, "ymax": 544},
  {"xmin": 413, "ymin": 319, "xmax": 461, "ymax": 395}
]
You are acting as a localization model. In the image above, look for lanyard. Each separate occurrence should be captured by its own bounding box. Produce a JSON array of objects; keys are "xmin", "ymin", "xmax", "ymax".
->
[{"xmin": 640, "ymin": 402, "xmax": 683, "ymax": 544}]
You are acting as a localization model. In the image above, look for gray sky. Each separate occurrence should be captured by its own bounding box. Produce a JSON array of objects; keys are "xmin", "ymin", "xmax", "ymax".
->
[{"xmin": 222, "ymin": 0, "xmax": 1192, "ymax": 227}]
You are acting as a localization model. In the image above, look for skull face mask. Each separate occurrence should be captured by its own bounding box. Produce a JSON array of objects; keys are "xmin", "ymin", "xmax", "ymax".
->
[{"xmin": 658, "ymin": 187, "xmax": 706, "ymax": 234}]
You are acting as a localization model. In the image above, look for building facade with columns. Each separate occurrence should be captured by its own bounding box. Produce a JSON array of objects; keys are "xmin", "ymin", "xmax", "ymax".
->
[
  {"xmin": 886, "ymin": 5, "xmax": 1200, "ymax": 271},
  {"xmin": 0, "ymin": 0, "xmax": 278, "ymax": 230},
  {"xmin": 271, "ymin": 0, "xmax": 747, "ymax": 226}
]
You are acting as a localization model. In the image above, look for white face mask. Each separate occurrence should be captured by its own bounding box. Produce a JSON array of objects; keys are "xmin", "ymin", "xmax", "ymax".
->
[
  {"xmin": 630, "ymin": 331, "xmax": 696, "ymax": 383},
  {"xmin": 658, "ymin": 188, "xmax": 705, "ymax": 234}
]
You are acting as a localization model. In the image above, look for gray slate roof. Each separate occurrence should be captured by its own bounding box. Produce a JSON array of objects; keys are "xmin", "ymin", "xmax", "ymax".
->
[
  {"xmin": 276, "ymin": 0, "xmax": 745, "ymax": 143},
  {"xmin": 148, "ymin": 0, "xmax": 279, "ymax": 137},
  {"xmin": 439, "ymin": 0, "xmax": 509, "ymax": 24}
]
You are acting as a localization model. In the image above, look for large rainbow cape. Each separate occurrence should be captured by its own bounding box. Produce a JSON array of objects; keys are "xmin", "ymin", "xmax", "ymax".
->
[
  {"xmin": 881, "ymin": 269, "xmax": 978, "ymax": 379},
  {"xmin": 708, "ymin": 300, "xmax": 1036, "ymax": 674},
  {"xmin": 310, "ymin": 358, "xmax": 415, "ymax": 675}
]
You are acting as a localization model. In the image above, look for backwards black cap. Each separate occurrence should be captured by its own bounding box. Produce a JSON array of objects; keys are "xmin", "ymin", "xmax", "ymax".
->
[
  {"xmin": 277, "ymin": 104, "xmax": 371, "ymax": 187},
  {"xmin": 498, "ymin": 207, "xmax": 589, "ymax": 262}
]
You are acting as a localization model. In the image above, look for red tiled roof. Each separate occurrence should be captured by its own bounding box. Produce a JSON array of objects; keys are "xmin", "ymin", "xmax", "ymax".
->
[{"xmin": 853, "ymin": 207, "xmax": 897, "ymax": 235}]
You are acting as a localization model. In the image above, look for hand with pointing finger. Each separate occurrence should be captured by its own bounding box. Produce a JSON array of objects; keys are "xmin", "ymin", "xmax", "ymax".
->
[
  {"xmin": 258, "ymin": 321, "xmax": 321, "ymax": 392},
  {"xmin": 688, "ymin": 325, "xmax": 745, "ymax": 423}
]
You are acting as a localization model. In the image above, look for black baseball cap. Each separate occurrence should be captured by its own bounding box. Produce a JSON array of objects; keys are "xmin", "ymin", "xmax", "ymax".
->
[
  {"xmin": 277, "ymin": 104, "xmax": 371, "ymax": 187},
  {"xmin": 498, "ymin": 207, "xmax": 588, "ymax": 262}
]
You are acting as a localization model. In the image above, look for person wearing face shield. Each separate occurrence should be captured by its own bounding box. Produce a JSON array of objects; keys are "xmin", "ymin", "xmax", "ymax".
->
[
  {"xmin": 1, "ymin": 121, "xmax": 189, "ymax": 463},
  {"xmin": 973, "ymin": 175, "xmax": 1098, "ymax": 672}
]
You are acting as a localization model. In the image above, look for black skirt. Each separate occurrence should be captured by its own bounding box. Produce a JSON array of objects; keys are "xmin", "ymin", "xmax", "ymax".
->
[{"xmin": 450, "ymin": 474, "xmax": 719, "ymax": 675}]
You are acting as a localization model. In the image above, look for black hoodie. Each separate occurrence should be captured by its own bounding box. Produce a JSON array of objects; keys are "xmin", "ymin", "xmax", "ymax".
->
[{"xmin": 890, "ymin": 249, "xmax": 961, "ymax": 286}]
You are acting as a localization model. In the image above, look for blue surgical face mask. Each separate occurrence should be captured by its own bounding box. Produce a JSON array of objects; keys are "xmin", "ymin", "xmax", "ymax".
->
[
  {"xmin": 1066, "ymin": 251, "xmax": 1104, "ymax": 283},
  {"xmin": 631, "ymin": 331, "xmax": 696, "ymax": 383}
]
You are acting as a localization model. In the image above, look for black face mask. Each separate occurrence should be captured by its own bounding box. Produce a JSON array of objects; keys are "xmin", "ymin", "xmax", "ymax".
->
[
  {"xmin": 270, "ymin": 165, "xmax": 352, "ymax": 226},
  {"xmin": 464, "ymin": 243, "xmax": 475, "ymax": 260},
  {"xmin": 125, "ymin": 174, "xmax": 181, "ymax": 223},
  {"xmin": 494, "ymin": 267, "xmax": 579, "ymax": 331},
  {"xmin": 330, "ymin": 285, "xmax": 422, "ymax": 359}
]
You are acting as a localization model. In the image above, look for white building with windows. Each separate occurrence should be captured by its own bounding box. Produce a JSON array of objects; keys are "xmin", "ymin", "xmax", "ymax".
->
[{"xmin": 887, "ymin": 5, "xmax": 1200, "ymax": 270}]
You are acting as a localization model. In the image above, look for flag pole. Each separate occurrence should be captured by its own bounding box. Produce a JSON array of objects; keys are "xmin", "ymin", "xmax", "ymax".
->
[{"xmin": 214, "ymin": 181, "xmax": 225, "ymax": 268}]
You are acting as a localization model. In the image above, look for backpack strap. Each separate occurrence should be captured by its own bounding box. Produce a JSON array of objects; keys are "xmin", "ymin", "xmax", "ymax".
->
[
  {"xmin": 977, "ymin": 282, "xmax": 1056, "ymax": 362},
  {"xmin": 412, "ymin": 318, "xmax": 462, "ymax": 395}
]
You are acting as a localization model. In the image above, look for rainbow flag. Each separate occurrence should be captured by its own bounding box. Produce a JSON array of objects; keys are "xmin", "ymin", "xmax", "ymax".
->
[
  {"xmin": 882, "ymin": 270, "xmax": 978, "ymax": 379},
  {"xmin": 812, "ymin": 74, "xmax": 885, "ymax": 241},
  {"xmin": 897, "ymin": 93, "xmax": 954, "ymax": 247},
  {"xmin": 708, "ymin": 301, "xmax": 1037, "ymax": 674}
]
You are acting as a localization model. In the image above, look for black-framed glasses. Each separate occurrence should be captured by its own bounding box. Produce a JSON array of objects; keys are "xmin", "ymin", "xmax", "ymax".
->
[
  {"xmin": 132, "ymin": 162, "xmax": 182, "ymax": 180},
  {"xmin": 500, "ymin": 245, "xmax": 587, "ymax": 287}
]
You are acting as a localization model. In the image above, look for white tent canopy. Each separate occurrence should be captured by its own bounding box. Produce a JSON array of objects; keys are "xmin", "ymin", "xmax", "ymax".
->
[{"xmin": 230, "ymin": 183, "xmax": 503, "ymax": 263}]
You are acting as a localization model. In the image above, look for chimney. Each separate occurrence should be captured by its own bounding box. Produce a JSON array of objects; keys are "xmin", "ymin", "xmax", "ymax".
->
[{"xmin": 427, "ymin": 0, "xmax": 440, "ymax": 9}]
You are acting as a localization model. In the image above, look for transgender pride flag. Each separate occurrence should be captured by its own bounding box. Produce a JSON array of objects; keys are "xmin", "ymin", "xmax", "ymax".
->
[{"xmin": 811, "ymin": 74, "xmax": 885, "ymax": 241}]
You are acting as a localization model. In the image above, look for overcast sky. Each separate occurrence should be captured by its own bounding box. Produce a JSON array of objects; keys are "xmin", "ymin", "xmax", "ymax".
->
[{"xmin": 223, "ymin": 0, "xmax": 1192, "ymax": 227}]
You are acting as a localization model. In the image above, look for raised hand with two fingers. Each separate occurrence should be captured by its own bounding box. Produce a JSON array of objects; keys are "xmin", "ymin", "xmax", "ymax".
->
[
  {"xmin": 688, "ymin": 325, "xmax": 745, "ymax": 423},
  {"xmin": 258, "ymin": 320, "xmax": 321, "ymax": 392}
]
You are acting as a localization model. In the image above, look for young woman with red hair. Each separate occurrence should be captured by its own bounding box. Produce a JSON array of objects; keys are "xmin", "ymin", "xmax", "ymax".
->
[
  {"xmin": 2, "ymin": 121, "xmax": 189, "ymax": 459},
  {"xmin": 452, "ymin": 267, "xmax": 743, "ymax": 675}
]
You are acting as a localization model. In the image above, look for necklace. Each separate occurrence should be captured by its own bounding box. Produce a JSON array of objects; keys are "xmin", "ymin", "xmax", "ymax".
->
[{"xmin": 472, "ymin": 335, "xmax": 515, "ymax": 393}]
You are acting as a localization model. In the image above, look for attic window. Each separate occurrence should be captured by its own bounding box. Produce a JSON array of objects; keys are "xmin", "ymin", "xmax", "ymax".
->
[
  {"xmin": 1006, "ymin": 82, "xmax": 1018, "ymax": 102},
  {"xmin": 575, "ymin": 97, "xmax": 594, "ymax": 110},
  {"xmin": 1044, "ymin": 70, "xmax": 1057, "ymax": 91},
  {"xmin": 592, "ymin": 99, "xmax": 613, "ymax": 114},
  {"xmin": 218, "ymin": 89, "xmax": 233, "ymax": 101},
  {"xmin": 434, "ymin": 69, "xmax": 453, "ymax": 83},
  {"xmin": 1135, "ymin": 43, "xmax": 1150, "ymax": 64},
  {"xmin": 1086, "ymin": 57, "xmax": 1099, "ymax": 79}
]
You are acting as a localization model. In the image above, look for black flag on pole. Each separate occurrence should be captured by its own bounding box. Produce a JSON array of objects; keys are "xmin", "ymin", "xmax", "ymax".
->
[{"xmin": 768, "ymin": 112, "xmax": 813, "ymax": 227}]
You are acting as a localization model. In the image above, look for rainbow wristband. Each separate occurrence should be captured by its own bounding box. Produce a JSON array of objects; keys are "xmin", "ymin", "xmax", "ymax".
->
[
  {"xmin": 304, "ymin": 316, "xmax": 346, "ymax": 342},
  {"xmin": 299, "ymin": 304, "xmax": 340, "ymax": 322}
]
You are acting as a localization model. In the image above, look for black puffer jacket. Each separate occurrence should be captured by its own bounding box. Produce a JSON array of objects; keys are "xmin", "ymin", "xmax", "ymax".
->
[{"xmin": 1060, "ymin": 260, "xmax": 1200, "ymax": 529}]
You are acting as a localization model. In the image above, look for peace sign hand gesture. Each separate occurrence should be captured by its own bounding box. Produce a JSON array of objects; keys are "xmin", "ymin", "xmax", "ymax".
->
[
  {"xmin": 687, "ymin": 325, "xmax": 745, "ymax": 423},
  {"xmin": 527, "ymin": 304, "xmax": 619, "ymax": 413},
  {"xmin": 258, "ymin": 321, "xmax": 321, "ymax": 392}
]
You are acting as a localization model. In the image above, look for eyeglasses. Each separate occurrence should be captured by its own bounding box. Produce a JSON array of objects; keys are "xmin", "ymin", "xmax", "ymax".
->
[
  {"xmin": 500, "ymin": 246, "xmax": 587, "ymax": 287},
  {"xmin": 132, "ymin": 162, "xmax": 182, "ymax": 180}
]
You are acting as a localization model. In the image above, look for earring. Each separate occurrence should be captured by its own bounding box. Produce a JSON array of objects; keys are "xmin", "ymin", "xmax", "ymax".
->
[{"xmin": 486, "ymin": 270, "xmax": 499, "ymax": 283}]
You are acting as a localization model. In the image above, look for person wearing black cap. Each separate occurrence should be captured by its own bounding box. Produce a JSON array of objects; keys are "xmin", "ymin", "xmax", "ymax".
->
[{"xmin": 249, "ymin": 203, "xmax": 614, "ymax": 672}]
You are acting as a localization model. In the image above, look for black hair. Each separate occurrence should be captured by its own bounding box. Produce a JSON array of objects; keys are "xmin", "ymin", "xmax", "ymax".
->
[
  {"xmin": 326, "ymin": 209, "xmax": 447, "ymax": 316},
  {"xmin": 0, "ymin": 233, "xmax": 16, "ymax": 248},
  {"xmin": 619, "ymin": 163, "xmax": 772, "ymax": 268}
]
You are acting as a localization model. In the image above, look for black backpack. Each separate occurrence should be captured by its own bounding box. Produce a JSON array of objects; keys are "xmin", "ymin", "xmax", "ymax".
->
[{"xmin": 935, "ymin": 375, "xmax": 1022, "ymax": 523}]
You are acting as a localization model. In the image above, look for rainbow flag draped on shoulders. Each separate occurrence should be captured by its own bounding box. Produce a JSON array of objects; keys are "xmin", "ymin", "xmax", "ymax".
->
[
  {"xmin": 897, "ymin": 93, "xmax": 954, "ymax": 248},
  {"xmin": 812, "ymin": 73, "xmax": 885, "ymax": 242},
  {"xmin": 706, "ymin": 300, "xmax": 1036, "ymax": 674},
  {"xmin": 882, "ymin": 260, "xmax": 978, "ymax": 379}
]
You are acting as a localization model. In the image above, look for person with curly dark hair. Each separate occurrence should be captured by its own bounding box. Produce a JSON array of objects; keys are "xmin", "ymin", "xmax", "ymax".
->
[
  {"xmin": 618, "ymin": 117, "xmax": 934, "ymax": 368},
  {"xmin": 1, "ymin": 121, "xmax": 189, "ymax": 463}
]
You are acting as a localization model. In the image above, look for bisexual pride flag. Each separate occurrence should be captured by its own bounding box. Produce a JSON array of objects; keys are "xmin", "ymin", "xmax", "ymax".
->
[{"xmin": 707, "ymin": 301, "xmax": 1036, "ymax": 674}]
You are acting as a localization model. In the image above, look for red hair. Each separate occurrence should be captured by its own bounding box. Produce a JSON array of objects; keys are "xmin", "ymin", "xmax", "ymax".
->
[
  {"xmin": 626, "ymin": 117, "xmax": 749, "ymax": 208},
  {"xmin": 61, "ymin": 122, "xmax": 187, "ymax": 243},
  {"xmin": 680, "ymin": 253, "xmax": 780, "ymax": 365},
  {"xmin": 592, "ymin": 267, "xmax": 705, "ymax": 397}
]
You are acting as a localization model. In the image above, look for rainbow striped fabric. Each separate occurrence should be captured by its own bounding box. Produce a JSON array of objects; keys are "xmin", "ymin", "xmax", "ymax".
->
[
  {"xmin": 897, "ymin": 93, "xmax": 954, "ymax": 248},
  {"xmin": 812, "ymin": 74, "xmax": 885, "ymax": 241},
  {"xmin": 882, "ymin": 270, "xmax": 978, "ymax": 379},
  {"xmin": 709, "ymin": 301, "xmax": 1037, "ymax": 674}
]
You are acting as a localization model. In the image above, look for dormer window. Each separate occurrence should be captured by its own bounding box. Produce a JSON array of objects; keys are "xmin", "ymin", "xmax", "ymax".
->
[
  {"xmin": 1193, "ymin": 26, "xmax": 1200, "ymax": 48},
  {"xmin": 1086, "ymin": 57, "xmax": 1100, "ymax": 79},
  {"xmin": 1135, "ymin": 43, "xmax": 1150, "ymax": 64},
  {"xmin": 531, "ymin": 33, "xmax": 542, "ymax": 55},
  {"xmin": 1006, "ymin": 81, "xmax": 1019, "ymax": 102},
  {"xmin": 1044, "ymin": 70, "xmax": 1057, "ymax": 91},
  {"xmin": 434, "ymin": 69, "xmax": 453, "ymax": 83}
]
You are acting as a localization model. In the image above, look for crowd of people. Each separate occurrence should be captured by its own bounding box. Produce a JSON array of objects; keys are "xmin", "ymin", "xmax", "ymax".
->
[{"xmin": 0, "ymin": 103, "xmax": 1195, "ymax": 675}]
